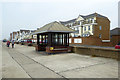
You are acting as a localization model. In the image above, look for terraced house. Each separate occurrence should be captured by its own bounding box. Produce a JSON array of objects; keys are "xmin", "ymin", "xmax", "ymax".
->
[
  {"xmin": 10, "ymin": 29, "xmax": 37, "ymax": 43},
  {"xmin": 60, "ymin": 13, "xmax": 110, "ymax": 40}
]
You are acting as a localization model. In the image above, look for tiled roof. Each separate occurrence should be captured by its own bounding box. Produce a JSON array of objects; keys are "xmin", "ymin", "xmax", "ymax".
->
[{"xmin": 33, "ymin": 21, "xmax": 75, "ymax": 34}]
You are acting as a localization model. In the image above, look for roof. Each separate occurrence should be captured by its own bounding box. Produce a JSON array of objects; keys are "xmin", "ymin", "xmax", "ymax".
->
[
  {"xmin": 13, "ymin": 32, "xmax": 17, "ymax": 34},
  {"xmin": 20, "ymin": 30, "xmax": 30, "ymax": 33},
  {"xmin": 81, "ymin": 13, "xmax": 108, "ymax": 19},
  {"xmin": 31, "ymin": 30, "xmax": 36, "ymax": 32},
  {"xmin": 60, "ymin": 18, "xmax": 76, "ymax": 24},
  {"xmin": 110, "ymin": 27, "xmax": 120, "ymax": 35},
  {"xmin": 60, "ymin": 13, "xmax": 108, "ymax": 24},
  {"xmin": 33, "ymin": 21, "xmax": 75, "ymax": 34}
]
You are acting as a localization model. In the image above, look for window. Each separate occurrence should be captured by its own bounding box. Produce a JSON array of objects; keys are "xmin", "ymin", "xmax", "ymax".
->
[
  {"xmin": 91, "ymin": 18, "xmax": 94, "ymax": 23},
  {"xmin": 58, "ymin": 34, "xmax": 62, "ymax": 45},
  {"xmin": 99, "ymin": 34, "xmax": 102, "ymax": 38},
  {"xmin": 79, "ymin": 21, "xmax": 81, "ymax": 25},
  {"xmin": 75, "ymin": 28, "xmax": 77, "ymax": 30},
  {"xmin": 82, "ymin": 34, "xmax": 84, "ymax": 37},
  {"xmin": 84, "ymin": 27, "xmax": 86, "ymax": 31},
  {"xmin": 53, "ymin": 34, "xmax": 57, "ymax": 44},
  {"xmin": 87, "ymin": 34, "xmax": 89, "ymax": 36},
  {"xmin": 99, "ymin": 26, "xmax": 102, "ymax": 30},
  {"xmin": 75, "ymin": 27, "xmax": 79, "ymax": 30},
  {"xmin": 88, "ymin": 26, "xmax": 90, "ymax": 30},
  {"xmin": 78, "ymin": 21, "xmax": 80, "ymax": 25}
]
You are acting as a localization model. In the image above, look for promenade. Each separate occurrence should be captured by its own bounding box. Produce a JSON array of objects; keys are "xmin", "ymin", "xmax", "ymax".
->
[{"xmin": 1, "ymin": 43, "xmax": 118, "ymax": 78}]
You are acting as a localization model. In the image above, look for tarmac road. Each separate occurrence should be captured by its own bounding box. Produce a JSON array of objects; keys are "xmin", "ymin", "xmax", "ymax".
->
[{"xmin": 1, "ymin": 42, "xmax": 118, "ymax": 79}]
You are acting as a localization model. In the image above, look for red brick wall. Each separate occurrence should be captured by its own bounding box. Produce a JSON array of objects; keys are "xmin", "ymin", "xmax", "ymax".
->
[
  {"xmin": 10, "ymin": 33, "xmax": 12, "ymax": 41},
  {"xmin": 70, "ymin": 35, "xmax": 120, "ymax": 47},
  {"xmin": 110, "ymin": 35, "xmax": 120, "ymax": 46},
  {"xmin": 12, "ymin": 32, "xmax": 17, "ymax": 40},
  {"xmin": 94, "ymin": 17, "xmax": 110, "ymax": 40},
  {"xmin": 70, "ymin": 36, "xmax": 111, "ymax": 47}
]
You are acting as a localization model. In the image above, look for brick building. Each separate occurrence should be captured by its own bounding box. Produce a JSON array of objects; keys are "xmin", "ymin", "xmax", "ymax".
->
[
  {"xmin": 10, "ymin": 32, "xmax": 17, "ymax": 41},
  {"xmin": 60, "ymin": 13, "xmax": 110, "ymax": 40},
  {"xmin": 10, "ymin": 33, "xmax": 12, "ymax": 41}
]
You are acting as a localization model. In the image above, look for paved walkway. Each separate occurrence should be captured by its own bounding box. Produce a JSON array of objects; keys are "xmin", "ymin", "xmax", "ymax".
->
[
  {"xmin": 0, "ymin": 42, "xmax": 2, "ymax": 79},
  {"xmin": 2, "ymin": 43, "xmax": 118, "ymax": 78}
]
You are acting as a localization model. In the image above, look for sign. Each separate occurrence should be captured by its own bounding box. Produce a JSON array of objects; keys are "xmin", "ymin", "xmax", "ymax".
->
[
  {"xmin": 50, "ymin": 47, "xmax": 54, "ymax": 50},
  {"xmin": 74, "ymin": 38, "xmax": 82, "ymax": 43}
]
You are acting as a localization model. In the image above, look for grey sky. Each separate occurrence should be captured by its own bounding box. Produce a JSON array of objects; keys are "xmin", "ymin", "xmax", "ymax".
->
[
  {"xmin": 118, "ymin": 1, "xmax": 120, "ymax": 27},
  {"xmin": 1, "ymin": 0, "xmax": 119, "ymax": 40}
]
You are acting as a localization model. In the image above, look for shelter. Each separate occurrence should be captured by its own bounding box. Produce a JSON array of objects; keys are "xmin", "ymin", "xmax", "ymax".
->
[{"xmin": 33, "ymin": 21, "xmax": 75, "ymax": 53}]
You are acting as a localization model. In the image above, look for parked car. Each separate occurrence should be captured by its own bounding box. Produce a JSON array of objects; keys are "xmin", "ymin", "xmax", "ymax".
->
[
  {"xmin": 15, "ymin": 40, "xmax": 19, "ymax": 44},
  {"xmin": 115, "ymin": 42, "xmax": 120, "ymax": 49},
  {"xmin": 21, "ymin": 40, "xmax": 24, "ymax": 45},
  {"xmin": 27, "ymin": 39, "xmax": 32, "ymax": 43},
  {"xmin": 26, "ymin": 39, "xmax": 33, "ymax": 46},
  {"xmin": 3, "ymin": 39, "xmax": 7, "ymax": 42}
]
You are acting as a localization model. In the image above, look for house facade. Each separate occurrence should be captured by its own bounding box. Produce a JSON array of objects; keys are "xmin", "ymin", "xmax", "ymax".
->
[
  {"xmin": 10, "ymin": 29, "xmax": 37, "ymax": 42},
  {"xmin": 10, "ymin": 32, "xmax": 17, "ymax": 41},
  {"xmin": 60, "ymin": 13, "xmax": 110, "ymax": 40}
]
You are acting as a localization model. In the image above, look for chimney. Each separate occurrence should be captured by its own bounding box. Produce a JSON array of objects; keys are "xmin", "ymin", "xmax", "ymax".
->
[{"xmin": 95, "ymin": 12, "xmax": 97, "ymax": 17}]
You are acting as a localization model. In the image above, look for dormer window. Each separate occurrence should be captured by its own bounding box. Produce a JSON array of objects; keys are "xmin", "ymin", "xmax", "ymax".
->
[
  {"xmin": 80, "ymin": 22, "xmax": 81, "ymax": 25},
  {"xmin": 92, "ymin": 18, "xmax": 94, "ymax": 23}
]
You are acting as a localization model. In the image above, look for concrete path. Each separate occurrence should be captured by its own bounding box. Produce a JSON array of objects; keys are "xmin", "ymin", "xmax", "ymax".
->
[
  {"xmin": 0, "ymin": 42, "xmax": 2, "ymax": 79},
  {"xmin": 2, "ymin": 43, "xmax": 118, "ymax": 78},
  {"xmin": 2, "ymin": 44, "xmax": 30, "ymax": 78}
]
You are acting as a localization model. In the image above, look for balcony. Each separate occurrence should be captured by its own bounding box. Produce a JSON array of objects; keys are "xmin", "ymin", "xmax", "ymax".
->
[
  {"xmin": 83, "ymin": 20, "xmax": 97, "ymax": 24},
  {"xmin": 75, "ymin": 30, "xmax": 79, "ymax": 34}
]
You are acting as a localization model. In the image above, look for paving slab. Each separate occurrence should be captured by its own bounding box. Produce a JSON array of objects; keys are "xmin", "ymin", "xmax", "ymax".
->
[
  {"xmin": 59, "ymin": 62, "xmax": 118, "ymax": 78},
  {"xmin": 2, "ymin": 46, "xmax": 30, "ymax": 78},
  {"xmin": 8, "ymin": 49, "xmax": 35, "ymax": 65},
  {"xmin": 14, "ymin": 44, "xmax": 43, "ymax": 58},
  {"xmin": 32, "ymin": 53, "xmax": 113, "ymax": 73},
  {"xmin": 22, "ymin": 63, "xmax": 62, "ymax": 78}
]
